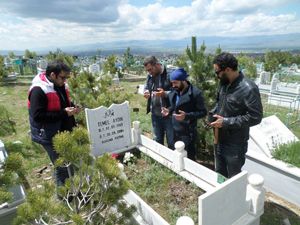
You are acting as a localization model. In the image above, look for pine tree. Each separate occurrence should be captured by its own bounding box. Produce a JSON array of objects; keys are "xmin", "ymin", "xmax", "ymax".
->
[
  {"xmin": 123, "ymin": 47, "xmax": 135, "ymax": 72},
  {"xmin": 67, "ymin": 71, "xmax": 130, "ymax": 125},
  {"xmin": 185, "ymin": 36, "xmax": 219, "ymax": 160},
  {"xmin": 14, "ymin": 127, "xmax": 135, "ymax": 225}
]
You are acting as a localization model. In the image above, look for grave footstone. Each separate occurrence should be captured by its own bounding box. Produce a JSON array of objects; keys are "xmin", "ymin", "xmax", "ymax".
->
[{"xmin": 85, "ymin": 101, "xmax": 132, "ymax": 156}]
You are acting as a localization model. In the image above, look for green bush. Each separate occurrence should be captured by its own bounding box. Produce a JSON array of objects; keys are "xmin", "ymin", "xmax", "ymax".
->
[
  {"xmin": 15, "ymin": 127, "xmax": 135, "ymax": 225},
  {"xmin": 0, "ymin": 105, "xmax": 16, "ymax": 136},
  {"xmin": 272, "ymin": 141, "xmax": 300, "ymax": 168}
]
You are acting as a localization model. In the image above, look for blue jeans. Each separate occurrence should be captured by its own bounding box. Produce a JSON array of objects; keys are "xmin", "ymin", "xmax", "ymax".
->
[
  {"xmin": 215, "ymin": 142, "xmax": 248, "ymax": 178},
  {"xmin": 151, "ymin": 114, "xmax": 174, "ymax": 149},
  {"xmin": 42, "ymin": 144, "xmax": 73, "ymax": 187}
]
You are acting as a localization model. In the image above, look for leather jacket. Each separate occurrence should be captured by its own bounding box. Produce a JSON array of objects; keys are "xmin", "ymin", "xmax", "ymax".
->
[{"xmin": 212, "ymin": 72, "xmax": 263, "ymax": 144}]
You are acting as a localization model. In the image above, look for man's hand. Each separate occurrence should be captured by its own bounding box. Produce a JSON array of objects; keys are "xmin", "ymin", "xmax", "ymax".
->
[
  {"xmin": 143, "ymin": 90, "xmax": 150, "ymax": 99},
  {"xmin": 173, "ymin": 110, "xmax": 186, "ymax": 121},
  {"xmin": 65, "ymin": 107, "xmax": 80, "ymax": 116},
  {"xmin": 161, "ymin": 107, "xmax": 169, "ymax": 117},
  {"xmin": 153, "ymin": 88, "xmax": 165, "ymax": 97},
  {"xmin": 210, "ymin": 114, "xmax": 224, "ymax": 128}
]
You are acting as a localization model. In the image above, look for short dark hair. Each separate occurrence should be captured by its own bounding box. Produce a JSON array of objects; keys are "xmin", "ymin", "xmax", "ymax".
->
[
  {"xmin": 143, "ymin": 56, "xmax": 158, "ymax": 66},
  {"xmin": 213, "ymin": 52, "xmax": 238, "ymax": 71},
  {"xmin": 46, "ymin": 60, "xmax": 71, "ymax": 77}
]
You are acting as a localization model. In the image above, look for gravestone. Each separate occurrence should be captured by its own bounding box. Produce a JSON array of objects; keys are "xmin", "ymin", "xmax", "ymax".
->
[
  {"xmin": 270, "ymin": 74, "xmax": 279, "ymax": 93},
  {"xmin": 85, "ymin": 101, "xmax": 132, "ymax": 156},
  {"xmin": 37, "ymin": 60, "xmax": 47, "ymax": 73},
  {"xmin": 249, "ymin": 115, "xmax": 298, "ymax": 157},
  {"xmin": 112, "ymin": 73, "xmax": 120, "ymax": 85},
  {"xmin": 137, "ymin": 84, "xmax": 145, "ymax": 95},
  {"xmin": 258, "ymin": 71, "xmax": 271, "ymax": 85}
]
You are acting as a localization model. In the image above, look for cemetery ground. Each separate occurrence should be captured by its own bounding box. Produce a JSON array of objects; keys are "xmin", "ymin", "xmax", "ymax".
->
[{"xmin": 0, "ymin": 82, "xmax": 299, "ymax": 224}]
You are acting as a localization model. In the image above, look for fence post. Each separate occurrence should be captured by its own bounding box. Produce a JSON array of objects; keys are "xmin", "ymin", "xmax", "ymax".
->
[
  {"xmin": 173, "ymin": 141, "xmax": 187, "ymax": 172},
  {"xmin": 246, "ymin": 173, "xmax": 265, "ymax": 225},
  {"xmin": 132, "ymin": 121, "xmax": 141, "ymax": 145},
  {"xmin": 176, "ymin": 216, "xmax": 194, "ymax": 225}
]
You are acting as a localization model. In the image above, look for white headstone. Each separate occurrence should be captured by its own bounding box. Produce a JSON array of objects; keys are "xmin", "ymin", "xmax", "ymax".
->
[
  {"xmin": 270, "ymin": 74, "xmax": 279, "ymax": 92},
  {"xmin": 258, "ymin": 71, "xmax": 271, "ymax": 85},
  {"xmin": 89, "ymin": 64, "xmax": 100, "ymax": 74},
  {"xmin": 37, "ymin": 60, "xmax": 48, "ymax": 73},
  {"xmin": 249, "ymin": 115, "xmax": 298, "ymax": 157},
  {"xmin": 137, "ymin": 84, "xmax": 145, "ymax": 95},
  {"xmin": 112, "ymin": 73, "xmax": 120, "ymax": 85},
  {"xmin": 85, "ymin": 101, "xmax": 132, "ymax": 156}
]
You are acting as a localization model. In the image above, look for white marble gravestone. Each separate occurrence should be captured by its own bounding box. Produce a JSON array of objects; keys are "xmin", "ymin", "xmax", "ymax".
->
[
  {"xmin": 258, "ymin": 71, "xmax": 271, "ymax": 85},
  {"xmin": 85, "ymin": 101, "xmax": 132, "ymax": 156},
  {"xmin": 249, "ymin": 115, "xmax": 298, "ymax": 157}
]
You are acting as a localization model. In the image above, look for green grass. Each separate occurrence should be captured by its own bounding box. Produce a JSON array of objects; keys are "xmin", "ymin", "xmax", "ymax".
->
[
  {"xmin": 124, "ymin": 153, "xmax": 203, "ymax": 224},
  {"xmin": 0, "ymin": 85, "xmax": 50, "ymax": 187},
  {"xmin": 272, "ymin": 141, "xmax": 300, "ymax": 168}
]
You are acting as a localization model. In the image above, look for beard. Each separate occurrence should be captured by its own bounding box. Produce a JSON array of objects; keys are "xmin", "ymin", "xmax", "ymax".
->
[
  {"xmin": 173, "ymin": 81, "xmax": 185, "ymax": 92},
  {"xmin": 218, "ymin": 73, "xmax": 229, "ymax": 85}
]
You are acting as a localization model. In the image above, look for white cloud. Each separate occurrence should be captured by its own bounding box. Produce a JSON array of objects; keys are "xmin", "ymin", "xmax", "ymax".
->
[{"xmin": 0, "ymin": 0, "xmax": 299, "ymax": 49}]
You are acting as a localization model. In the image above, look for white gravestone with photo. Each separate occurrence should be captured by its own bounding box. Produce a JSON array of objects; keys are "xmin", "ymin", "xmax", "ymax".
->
[
  {"xmin": 249, "ymin": 115, "xmax": 298, "ymax": 157},
  {"xmin": 85, "ymin": 101, "xmax": 132, "ymax": 156}
]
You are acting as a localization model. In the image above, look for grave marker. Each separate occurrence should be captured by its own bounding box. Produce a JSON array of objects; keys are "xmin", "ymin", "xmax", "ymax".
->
[
  {"xmin": 249, "ymin": 115, "xmax": 298, "ymax": 157},
  {"xmin": 85, "ymin": 101, "xmax": 132, "ymax": 156}
]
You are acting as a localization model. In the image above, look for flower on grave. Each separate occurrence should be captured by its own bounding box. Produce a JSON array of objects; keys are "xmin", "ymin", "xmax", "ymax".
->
[
  {"xmin": 123, "ymin": 152, "xmax": 135, "ymax": 164},
  {"xmin": 111, "ymin": 153, "xmax": 119, "ymax": 159}
]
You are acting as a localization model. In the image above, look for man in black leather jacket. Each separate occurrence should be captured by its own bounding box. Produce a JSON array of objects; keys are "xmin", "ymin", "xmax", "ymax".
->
[{"xmin": 209, "ymin": 53, "xmax": 263, "ymax": 178}]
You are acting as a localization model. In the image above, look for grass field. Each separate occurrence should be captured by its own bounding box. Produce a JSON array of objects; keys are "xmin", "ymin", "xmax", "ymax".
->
[{"xmin": 0, "ymin": 81, "xmax": 299, "ymax": 224}]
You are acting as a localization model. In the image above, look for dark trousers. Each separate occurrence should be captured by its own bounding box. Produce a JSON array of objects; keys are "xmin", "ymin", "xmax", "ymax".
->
[
  {"xmin": 174, "ymin": 130, "xmax": 196, "ymax": 161},
  {"xmin": 151, "ymin": 114, "xmax": 174, "ymax": 149},
  {"xmin": 42, "ymin": 144, "xmax": 73, "ymax": 187},
  {"xmin": 214, "ymin": 142, "xmax": 248, "ymax": 178}
]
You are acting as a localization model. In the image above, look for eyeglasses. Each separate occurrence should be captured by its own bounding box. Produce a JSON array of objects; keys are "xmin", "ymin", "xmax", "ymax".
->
[{"xmin": 58, "ymin": 75, "xmax": 68, "ymax": 81}]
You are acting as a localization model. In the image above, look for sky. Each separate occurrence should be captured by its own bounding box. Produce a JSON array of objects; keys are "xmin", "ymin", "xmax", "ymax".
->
[{"xmin": 0, "ymin": 0, "xmax": 299, "ymax": 50}]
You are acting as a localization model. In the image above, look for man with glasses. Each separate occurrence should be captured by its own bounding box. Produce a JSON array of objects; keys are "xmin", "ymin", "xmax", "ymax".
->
[
  {"xmin": 143, "ymin": 56, "xmax": 174, "ymax": 149},
  {"xmin": 28, "ymin": 60, "xmax": 80, "ymax": 188},
  {"xmin": 209, "ymin": 52, "xmax": 263, "ymax": 178}
]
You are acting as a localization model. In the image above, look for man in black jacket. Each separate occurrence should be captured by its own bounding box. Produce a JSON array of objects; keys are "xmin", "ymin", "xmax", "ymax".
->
[
  {"xmin": 161, "ymin": 68, "xmax": 207, "ymax": 160},
  {"xmin": 143, "ymin": 56, "xmax": 174, "ymax": 149},
  {"xmin": 209, "ymin": 53, "xmax": 263, "ymax": 178}
]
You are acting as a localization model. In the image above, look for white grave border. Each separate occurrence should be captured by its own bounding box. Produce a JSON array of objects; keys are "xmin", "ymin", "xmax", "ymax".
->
[{"xmin": 119, "ymin": 121, "xmax": 265, "ymax": 225}]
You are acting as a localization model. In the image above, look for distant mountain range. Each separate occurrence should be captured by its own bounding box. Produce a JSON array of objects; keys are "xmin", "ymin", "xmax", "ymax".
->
[{"xmin": 2, "ymin": 33, "xmax": 300, "ymax": 56}]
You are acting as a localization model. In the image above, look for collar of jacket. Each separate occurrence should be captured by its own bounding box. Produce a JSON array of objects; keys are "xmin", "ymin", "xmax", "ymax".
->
[{"xmin": 221, "ymin": 71, "xmax": 244, "ymax": 89}]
